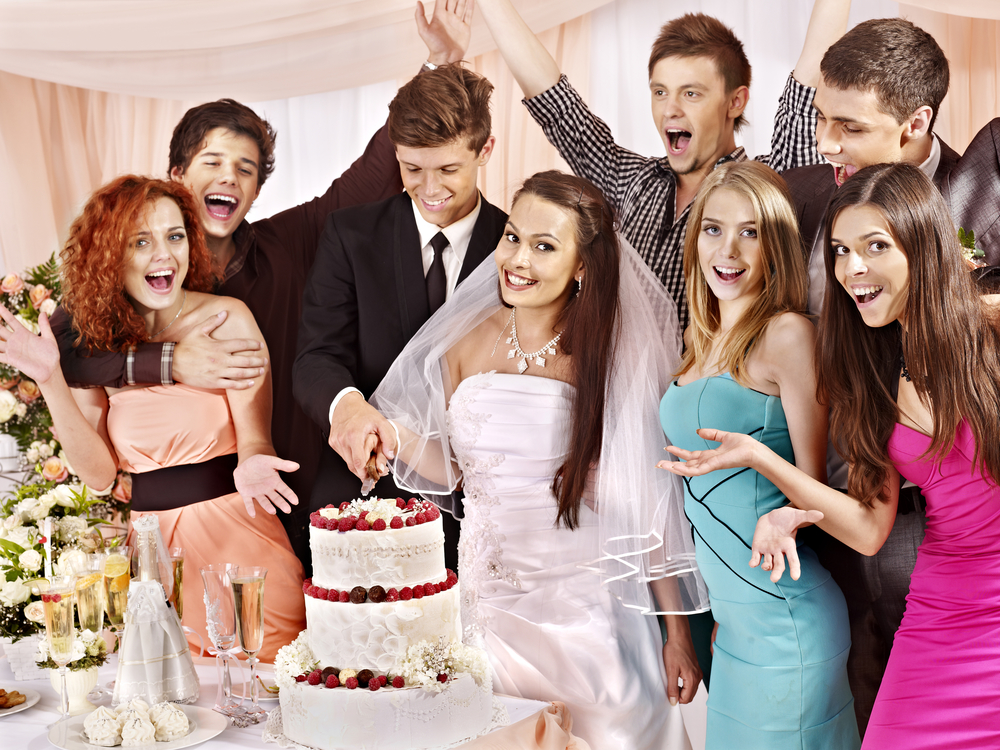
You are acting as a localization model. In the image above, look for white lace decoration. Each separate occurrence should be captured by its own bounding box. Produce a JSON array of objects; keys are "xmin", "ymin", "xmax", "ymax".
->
[{"xmin": 446, "ymin": 373, "xmax": 520, "ymax": 644}]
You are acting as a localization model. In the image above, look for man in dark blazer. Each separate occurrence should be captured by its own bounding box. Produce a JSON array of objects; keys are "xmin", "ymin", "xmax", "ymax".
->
[
  {"xmin": 293, "ymin": 64, "xmax": 507, "ymax": 573},
  {"xmin": 780, "ymin": 18, "xmax": 956, "ymax": 737},
  {"xmin": 950, "ymin": 117, "xmax": 1000, "ymax": 269}
]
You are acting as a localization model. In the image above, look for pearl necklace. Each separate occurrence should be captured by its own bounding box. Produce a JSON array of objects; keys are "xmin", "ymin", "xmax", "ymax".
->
[
  {"xmin": 492, "ymin": 308, "xmax": 561, "ymax": 374},
  {"xmin": 151, "ymin": 291, "xmax": 186, "ymax": 339}
]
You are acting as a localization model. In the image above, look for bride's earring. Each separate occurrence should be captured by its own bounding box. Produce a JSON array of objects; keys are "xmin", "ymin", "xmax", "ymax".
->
[{"xmin": 576, "ymin": 275, "xmax": 583, "ymax": 293}]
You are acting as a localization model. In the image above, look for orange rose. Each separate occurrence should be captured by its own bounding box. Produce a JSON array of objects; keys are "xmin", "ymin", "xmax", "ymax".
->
[
  {"xmin": 112, "ymin": 473, "xmax": 132, "ymax": 503},
  {"xmin": 0, "ymin": 273, "xmax": 24, "ymax": 294},
  {"xmin": 0, "ymin": 376, "xmax": 19, "ymax": 390},
  {"xmin": 28, "ymin": 284, "xmax": 52, "ymax": 310},
  {"xmin": 16, "ymin": 380, "xmax": 40, "ymax": 403},
  {"xmin": 41, "ymin": 456, "xmax": 69, "ymax": 483}
]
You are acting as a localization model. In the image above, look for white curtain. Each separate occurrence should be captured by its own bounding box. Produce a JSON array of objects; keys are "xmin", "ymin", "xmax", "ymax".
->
[{"xmin": 0, "ymin": 0, "xmax": 997, "ymax": 274}]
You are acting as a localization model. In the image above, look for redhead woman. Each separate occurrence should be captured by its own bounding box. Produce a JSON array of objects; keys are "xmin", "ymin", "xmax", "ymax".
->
[{"xmin": 0, "ymin": 175, "xmax": 305, "ymax": 662}]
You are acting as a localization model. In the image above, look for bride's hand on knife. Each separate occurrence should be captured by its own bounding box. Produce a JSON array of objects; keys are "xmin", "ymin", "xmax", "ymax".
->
[{"xmin": 656, "ymin": 428, "xmax": 763, "ymax": 476}]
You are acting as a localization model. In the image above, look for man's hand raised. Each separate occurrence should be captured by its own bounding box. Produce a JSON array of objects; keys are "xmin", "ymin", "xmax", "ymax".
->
[
  {"xmin": 330, "ymin": 392, "xmax": 398, "ymax": 482},
  {"xmin": 416, "ymin": 0, "xmax": 473, "ymax": 65},
  {"xmin": 173, "ymin": 311, "xmax": 267, "ymax": 390}
]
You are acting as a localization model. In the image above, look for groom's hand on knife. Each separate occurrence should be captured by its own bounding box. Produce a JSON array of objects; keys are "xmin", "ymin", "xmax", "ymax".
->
[{"xmin": 330, "ymin": 392, "xmax": 398, "ymax": 482}]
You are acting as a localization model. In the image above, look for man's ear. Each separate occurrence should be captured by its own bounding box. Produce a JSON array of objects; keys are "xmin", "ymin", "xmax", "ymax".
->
[
  {"xmin": 728, "ymin": 86, "xmax": 750, "ymax": 122},
  {"xmin": 169, "ymin": 165, "xmax": 185, "ymax": 183},
  {"xmin": 903, "ymin": 105, "xmax": 934, "ymax": 145},
  {"xmin": 477, "ymin": 136, "xmax": 496, "ymax": 167}
]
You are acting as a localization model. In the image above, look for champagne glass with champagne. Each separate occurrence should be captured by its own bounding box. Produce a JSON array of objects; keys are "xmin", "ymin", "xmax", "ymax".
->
[
  {"xmin": 201, "ymin": 564, "xmax": 244, "ymax": 716},
  {"xmin": 42, "ymin": 575, "xmax": 77, "ymax": 726},
  {"xmin": 231, "ymin": 566, "xmax": 267, "ymax": 722}
]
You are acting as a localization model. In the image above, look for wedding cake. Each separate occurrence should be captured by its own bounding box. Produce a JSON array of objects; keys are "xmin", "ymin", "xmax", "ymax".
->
[{"xmin": 273, "ymin": 497, "xmax": 495, "ymax": 750}]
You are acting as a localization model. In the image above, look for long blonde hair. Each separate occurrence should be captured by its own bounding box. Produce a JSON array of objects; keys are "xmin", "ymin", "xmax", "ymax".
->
[{"xmin": 678, "ymin": 161, "xmax": 807, "ymax": 384}]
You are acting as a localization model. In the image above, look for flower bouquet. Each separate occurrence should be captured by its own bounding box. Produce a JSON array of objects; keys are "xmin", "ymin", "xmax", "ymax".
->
[{"xmin": 36, "ymin": 626, "xmax": 109, "ymax": 672}]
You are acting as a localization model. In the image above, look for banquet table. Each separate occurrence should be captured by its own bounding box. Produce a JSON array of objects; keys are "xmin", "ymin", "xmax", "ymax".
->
[{"xmin": 0, "ymin": 650, "xmax": 551, "ymax": 749}]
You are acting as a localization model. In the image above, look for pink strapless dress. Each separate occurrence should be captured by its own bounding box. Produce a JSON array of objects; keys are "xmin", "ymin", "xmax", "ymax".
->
[
  {"xmin": 108, "ymin": 384, "xmax": 305, "ymax": 663},
  {"xmin": 866, "ymin": 421, "xmax": 1000, "ymax": 747}
]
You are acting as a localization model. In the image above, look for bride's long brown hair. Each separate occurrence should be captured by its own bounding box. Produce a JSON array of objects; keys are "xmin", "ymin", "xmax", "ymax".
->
[
  {"xmin": 818, "ymin": 163, "xmax": 1000, "ymax": 506},
  {"xmin": 508, "ymin": 172, "xmax": 620, "ymax": 529}
]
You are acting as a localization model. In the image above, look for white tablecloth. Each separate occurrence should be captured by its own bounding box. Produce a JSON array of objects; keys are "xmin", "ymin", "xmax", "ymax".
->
[{"xmin": 0, "ymin": 651, "xmax": 549, "ymax": 749}]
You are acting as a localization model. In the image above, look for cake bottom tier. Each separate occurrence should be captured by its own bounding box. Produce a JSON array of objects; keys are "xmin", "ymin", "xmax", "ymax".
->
[{"xmin": 279, "ymin": 673, "xmax": 493, "ymax": 750}]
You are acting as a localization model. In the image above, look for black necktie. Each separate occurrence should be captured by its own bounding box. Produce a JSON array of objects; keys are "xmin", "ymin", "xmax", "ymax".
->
[{"xmin": 426, "ymin": 231, "xmax": 449, "ymax": 314}]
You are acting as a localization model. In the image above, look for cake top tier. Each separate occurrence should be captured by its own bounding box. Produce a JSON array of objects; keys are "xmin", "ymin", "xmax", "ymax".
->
[{"xmin": 309, "ymin": 498, "xmax": 446, "ymax": 590}]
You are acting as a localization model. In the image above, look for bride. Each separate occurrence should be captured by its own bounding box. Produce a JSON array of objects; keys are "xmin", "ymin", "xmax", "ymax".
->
[{"xmin": 370, "ymin": 171, "xmax": 708, "ymax": 749}]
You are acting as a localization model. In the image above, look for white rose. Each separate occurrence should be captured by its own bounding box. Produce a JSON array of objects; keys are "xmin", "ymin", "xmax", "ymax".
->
[
  {"xmin": 0, "ymin": 579, "xmax": 31, "ymax": 607},
  {"xmin": 25, "ymin": 447, "xmax": 39, "ymax": 463},
  {"xmin": 3, "ymin": 514, "xmax": 21, "ymax": 531},
  {"xmin": 69, "ymin": 637, "xmax": 87, "ymax": 663},
  {"xmin": 16, "ymin": 496, "xmax": 38, "ymax": 515},
  {"xmin": 23, "ymin": 600, "xmax": 45, "ymax": 623},
  {"xmin": 18, "ymin": 549, "xmax": 42, "ymax": 572},
  {"xmin": 58, "ymin": 515, "xmax": 88, "ymax": 542},
  {"xmin": 38, "ymin": 443, "xmax": 53, "ymax": 459},
  {"xmin": 52, "ymin": 484, "xmax": 79, "ymax": 507},
  {"xmin": 14, "ymin": 403, "xmax": 26, "ymax": 418},
  {"xmin": 56, "ymin": 547, "xmax": 87, "ymax": 576},
  {"xmin": 5, "ymin": 526, "xmax": 32, "ymax": 550},
  {"xmin": 0, "ymin": 390, "xmax": 16, "ymax": 423},
  {"xmin": 40, "ymin": 298, "xmax": 57, "ymax": 317}
]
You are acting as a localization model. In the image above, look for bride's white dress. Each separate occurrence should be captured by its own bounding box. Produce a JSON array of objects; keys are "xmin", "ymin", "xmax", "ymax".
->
[{"xmin": 448, "ymin": 371, "xmax": 690, "ymax": 750}]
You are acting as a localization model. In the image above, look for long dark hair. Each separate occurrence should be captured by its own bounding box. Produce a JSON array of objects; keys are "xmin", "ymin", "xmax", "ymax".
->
[
  {"xmin": 818, "ymin": 163, "xmax": 1000, "ymax": 506},
  {"xmin": 510, "ymin": 171, "xmax": 621, "ymax": 529}
]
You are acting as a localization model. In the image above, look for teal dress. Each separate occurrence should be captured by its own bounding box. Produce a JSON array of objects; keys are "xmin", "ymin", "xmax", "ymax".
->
[{"xmin": 661, "ymin": 376, "xmax": 860, "ymax": 749}]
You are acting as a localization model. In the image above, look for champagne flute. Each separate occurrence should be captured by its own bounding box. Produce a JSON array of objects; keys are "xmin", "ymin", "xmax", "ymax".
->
[
  {"xmin": 168, "ymin": 547, "xmax": 185, "ymax": 619},
  {"xmin": 43, "ymin": 574, "xmax": 77, "ymax": 726},
  {"xmin": 201, "ymin": 564, "xmax": 244, "ymax": 716},
  {"xmin": 231, "ymin": 566, "xmax": 267, "ymax": 722},
  {"xmin": 74, "ymin": 553, "xmax": 107, "ymax": 634},
  {"xmin": 101, "ymin": 548, "xmax": 131, "ymax": 692}
]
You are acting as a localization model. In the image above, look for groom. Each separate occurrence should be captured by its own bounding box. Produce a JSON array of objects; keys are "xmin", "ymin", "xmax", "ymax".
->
[{"xmin": 293, "ymin": 63, "xmax": 507, "ymax": 573}]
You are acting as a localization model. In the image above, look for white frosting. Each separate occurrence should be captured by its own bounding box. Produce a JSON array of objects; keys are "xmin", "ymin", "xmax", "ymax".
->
[
  {"xmin": 310, "ymin": 516, "xmax": 446, "ymax": 591},
  {"xmin": 149, "ymin": 702, "xmax": 189, "ymax": 741},
  {"xmin": 305, "ymin": 586, "xmax": 462, "ymax": 672},
  {"xmin": 115, "ymin": 698, "xmax": 150, "ymax": 718},
  {"xmin": 84, "ymin": 707, "xmax": 123, "ymax": 747},
  {"xmin": 279, "ymin": 673, "xmax": 493, "ymax": 750},
  {"xmin": 120, "ymin": 714, "xmax": 157, "ymax": 746}
]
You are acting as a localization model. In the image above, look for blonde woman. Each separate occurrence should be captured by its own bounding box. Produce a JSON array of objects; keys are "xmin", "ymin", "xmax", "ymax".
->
[{"xmin": 659, "ymin": 161, "xmax": 860, "ymax": 749}]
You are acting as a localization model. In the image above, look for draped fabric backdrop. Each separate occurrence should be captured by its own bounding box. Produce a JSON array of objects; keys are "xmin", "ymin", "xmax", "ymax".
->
[{"xmin": 0, "ymin": 0, "xmax": 997, "ymax": 274}]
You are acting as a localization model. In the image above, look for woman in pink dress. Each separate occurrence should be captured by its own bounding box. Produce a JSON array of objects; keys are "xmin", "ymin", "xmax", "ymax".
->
[
  {"xmin": 0, "ymin": 175, "xmax": 305, "ymax": 662},
  {"xmin": 661, "ymin": 162, "xmax": 1000, "ymax": 748}
]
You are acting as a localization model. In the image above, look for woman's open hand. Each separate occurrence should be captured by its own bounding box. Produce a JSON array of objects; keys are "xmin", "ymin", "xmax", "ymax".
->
[
  {"xmin": 657, "ymin": 428, "xmax": 762, "ymax": 476},
  {"xmin": 0, "ymin": 307, "xmax": 59, "ymax": 385},
  {"xmin": 234, "ymin": 454, "xmax": 300, "ymax": 518},
  {"xmin": 749, "ymin": 506, "xmax": 824, "ymax": 582}
]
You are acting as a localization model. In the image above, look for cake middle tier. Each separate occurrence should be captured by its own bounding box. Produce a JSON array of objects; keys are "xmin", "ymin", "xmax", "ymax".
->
[
  {"xmin": 305, "ymin": 586, "xmax": 462, "ymax": 672},
  {"xmin": 309, "ymin": 517, "xmax": 446, "ymax": 590}
]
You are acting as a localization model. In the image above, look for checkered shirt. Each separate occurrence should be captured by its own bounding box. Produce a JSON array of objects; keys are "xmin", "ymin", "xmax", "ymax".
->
[{"xmin": 523, "ymin": 74, "xmax": 822, "ymax": 329}]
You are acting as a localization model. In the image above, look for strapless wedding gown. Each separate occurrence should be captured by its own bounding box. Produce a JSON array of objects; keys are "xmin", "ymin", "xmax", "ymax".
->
[{"xmin": 448, "ymin": 371, "xmax": 689, "ymax": 750}]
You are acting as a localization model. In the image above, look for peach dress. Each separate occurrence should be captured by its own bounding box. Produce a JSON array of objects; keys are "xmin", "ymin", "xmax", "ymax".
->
[{"xmin": 107, "ymin": 384, "xmax": 306, "ymax": 663}]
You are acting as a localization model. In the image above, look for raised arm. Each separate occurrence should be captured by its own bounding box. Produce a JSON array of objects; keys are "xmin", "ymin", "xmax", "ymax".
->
[
  {"xmin": 0, "ymin": 308, "xmax": 117, "ymax": 490},
  {"xmin": 794, "ymin": 0, "xmax": 851, "ymax": 88},
  {"xmin": 476, "ymin": 0, "xmax": 560, "ymax": 98}
]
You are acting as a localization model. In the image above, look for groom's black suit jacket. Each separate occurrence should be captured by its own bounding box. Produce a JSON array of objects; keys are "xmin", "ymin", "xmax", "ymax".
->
[{"xmin": 293, "ymin": 190, "xmax": 507, "ymax": 569}]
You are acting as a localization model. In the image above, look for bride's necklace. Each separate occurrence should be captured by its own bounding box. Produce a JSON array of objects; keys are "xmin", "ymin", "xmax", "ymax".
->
[
  {"xmin": 151, "ymin": 291, "xmax": 186, "ymax": 338},
  {"xmin": 491, "ymin": 308, "xmax": 561, "ymax": 374}
]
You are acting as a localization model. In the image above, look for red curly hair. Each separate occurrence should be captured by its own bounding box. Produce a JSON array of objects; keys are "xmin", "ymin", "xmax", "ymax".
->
[{"xmin": 61, "ymin": 175, "xmax": 218, "ymax": 352}]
